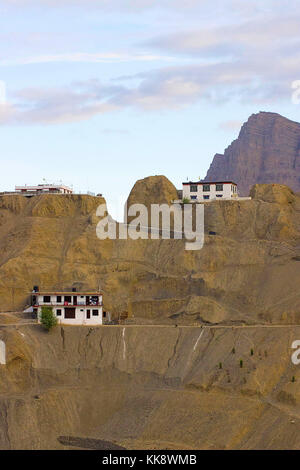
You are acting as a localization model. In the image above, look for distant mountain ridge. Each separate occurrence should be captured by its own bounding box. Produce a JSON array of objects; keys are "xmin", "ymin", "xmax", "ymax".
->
[{"xmin": 205, "ymin": 112, "xmax": 300, "ymax": 195}]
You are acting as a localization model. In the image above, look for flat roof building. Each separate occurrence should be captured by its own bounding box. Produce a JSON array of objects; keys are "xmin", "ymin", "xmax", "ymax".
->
[
  {"xmin": 32, "ymin": 289, "xmax": 104, "ymax": 325},
  {"xmin": 182, "ymin": 181, "xmax": 238, "ymax": 202},
  {"xmin": 15, "ymin": 184, "xmax": 73, "ymax": 195}
]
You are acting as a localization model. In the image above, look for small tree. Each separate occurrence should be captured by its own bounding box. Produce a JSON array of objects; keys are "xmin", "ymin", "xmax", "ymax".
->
[
  {"xmin": 40, "ymin": 306, "xmax": 57, "ymax": 331},
  {"xmin": 250, "ymin": 349, "xmax": 254, "ymax": 356}
]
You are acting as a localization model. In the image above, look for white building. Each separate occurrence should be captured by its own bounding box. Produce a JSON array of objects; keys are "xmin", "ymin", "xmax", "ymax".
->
[
  {"xmin": 15, "ymin": 184, "xmax": 73, "ymax": 195},
  {"xmin": 182, "ymin": 181, "xmax": 238, "ymax": 202},
  {"xmin": 32, "ymin": 290, "xmax": 104, "ymax": 325}
]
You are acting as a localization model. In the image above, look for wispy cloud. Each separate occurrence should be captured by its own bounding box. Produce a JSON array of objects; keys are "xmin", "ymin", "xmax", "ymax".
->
[
  {"xmin": 219, "ymin": 120, "xmax": 243, "ymax": 132},
  {"xmin": 0, "ymin": 0, "xmax": 209, "ymax": 10},
  {"xmin": 0, "ymin": 52, "xmax": 175, "ymax": 66},
  {"xmin": 1, "ymin": 0, "xmax": 300, "ymax": 125},
  {"xmin": 0, "ymin": 53, "xmax": 296, "ymax": 126},
  {"xmin": 101, "ymin": 128, "xmax": 130, "ymax": 135},
  {"xmin": 0, "ymin": 81, "xmax": 121, "ymax": 124},
  {"xmin": 146, "ymin": 16, "xmax": 300, "ymax": 56}
]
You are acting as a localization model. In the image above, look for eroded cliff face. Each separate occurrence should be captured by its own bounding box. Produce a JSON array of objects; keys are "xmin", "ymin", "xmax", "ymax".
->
[
  {"xmin": 1, "ymin": 180, "xmax": 300, "ymax": 449},
  {"xmin": 0, "ymin": 323, "xmax": 300, "ymax": 450},
  {"xmin": 1, "ymin": 181, "xmax": 300, "ymax": 325},
  {"xmin": 205, "ymin": 112, "xmax": 300, "ymax": 196}
]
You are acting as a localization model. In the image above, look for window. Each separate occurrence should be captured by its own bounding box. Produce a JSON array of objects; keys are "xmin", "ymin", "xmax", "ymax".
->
[
  {"xmin": 87, "ymin": 309, "xmax": 90, "ymax": 319},
  {"xmin": 203, "ymin": 184, "xmax": 210, "ymax": 192},
  {"xmin": 203, "ymin": 195, "xmax": 210, "ymax": 200},
  {"xmin": 64, "ymin": 308, "xmax": 75, "ymax": 319},
  {"xmin": 90, "ymin": 296, "xmax": 99, "ymax": 305},
  {"xmin": 216, "ymin": 184, "xmax": 223, "ymax": 192},
  {"xmin": 191, "ymin": 195, "xmax": 197, "ymax": 200},
  {"xmin": 56, "ymin": 309, "xmax": 62, "ymax": 316},
  {"xmin": 92, "ymin": 309, "xmax": 99, "ymax": 316},
  {"xmin": 43, "ymin": 296, "xmax": 50, "ymax": 303},
  {"xmin": 216, "ymin": 195, "xmax": 223, "ymax": 198},
  {"xmin": 190, "ymin": 185, "xmax": 198, "ymax": 192},
  {"xmin": 64, "ymin": 296, "xmax": 72, "ymax": 303},
  {"xmin": 103, "ymin": 311, "xmax": 106, "ymax": 318},
  {"xmin": 57, "ymin": 296, "xmax": 61, "ymax": 302}
]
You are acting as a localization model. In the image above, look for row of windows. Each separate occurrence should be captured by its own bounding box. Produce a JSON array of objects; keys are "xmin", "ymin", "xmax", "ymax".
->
[
  {"xmin": 42, "ymin": 295, "xmax": 99, "ymax": 303},
  {"xmin": 56, "ymin": 309, "xmax": 101, "ymax": 317},
  {"xmin": 190, "ymin": 184, "xmax": 225, "ymax": 192},
  {"xmin": 191, "ymin": 195, "xmax": 223, "ymax": 200}
]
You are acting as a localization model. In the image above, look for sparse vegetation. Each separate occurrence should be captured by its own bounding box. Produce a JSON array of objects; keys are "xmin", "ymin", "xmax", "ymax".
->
[{"xmin": 40, "ymin": 306, "xmax": 57, "ymax": 331}]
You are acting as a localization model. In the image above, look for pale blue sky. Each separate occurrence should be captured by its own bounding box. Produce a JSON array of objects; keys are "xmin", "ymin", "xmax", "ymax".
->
[{"xmin": 1, "ymin": 0, "xmax": 300, "ymax": 219}]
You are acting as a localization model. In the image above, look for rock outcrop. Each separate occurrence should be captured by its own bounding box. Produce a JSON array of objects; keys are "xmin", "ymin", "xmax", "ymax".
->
[
  {"xmin": 205, "ymin": 112, "xmax": 300, "ymax": 195},
  {"xmin": 126, "ymin": 175, "xmax": 178, "ymax": 225},
  {"xmin": 126, "ymin": 175, "xmax": 178, "ymax": 208}
]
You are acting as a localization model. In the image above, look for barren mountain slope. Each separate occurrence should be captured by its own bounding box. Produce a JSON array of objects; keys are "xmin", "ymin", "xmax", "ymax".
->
[
  {"xmin": 0, "ymin": 323, "xmax": 300, "ymax": 449},
  {"xmin": 0, "ymin": 178, "xmax": 300, "ymax": 324},
  {"xmin": 1, "ymin": 178, "xmax": 300, "ymax": 449}
]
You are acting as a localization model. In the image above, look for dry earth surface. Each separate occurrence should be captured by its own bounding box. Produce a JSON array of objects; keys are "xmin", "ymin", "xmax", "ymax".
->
[{"xmin": 0, "ymin": 177, "xmax": 300, "ymax": 448}]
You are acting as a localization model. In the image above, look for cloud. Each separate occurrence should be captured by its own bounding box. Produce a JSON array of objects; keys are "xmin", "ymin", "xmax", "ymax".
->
[
  {"xmin": 101, "ymin": 128, "xmax": 130, "ymax": 135},
  {"xmin": 0, "ymin": 0, "xmax": 208, "ymax": 9},
  {"xmin": 0, "ymin": 81, "xmax": 121, "ymax": 124},
  {"xmin": 1, "ymin": 1, "xmax": 300, "ymax": 125},
  {"xmin": 0, "ymin": 54, "xmax": 295, "ymax": 126},
  {"xmin": 219, "ymin": 120, "xmax": 243, "ymax": 132},
  {"xmin": 0, "ymin": 52, "xmax": 174, "ymax": 66},
  {"xmin": 0, "ymin": 69, "xmax": 212, "ymax": 125},
  {"xmin": 146, "ymin": 14, "xmax": 300, "ymax": 57},
  {"xmin": 139, "ymin": 7, "xmax": 300, "ymax": 106}
]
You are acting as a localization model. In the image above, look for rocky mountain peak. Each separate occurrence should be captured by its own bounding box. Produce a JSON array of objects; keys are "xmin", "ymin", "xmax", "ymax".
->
[{"xmin": 205, "ymin": 112, "xmax": 300, "ymax": 195}]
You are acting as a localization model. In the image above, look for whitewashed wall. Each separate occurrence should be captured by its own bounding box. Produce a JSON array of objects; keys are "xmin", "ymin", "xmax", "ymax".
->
[
  {"xmin": 182, "ymin": 183, "xmax": 237, "ymax": 201},
  {"xmin": 38, "ymin": 306, "xmax": 103, "ymax": 325},
  {"xmin": 0, "ymin": 340, "xmax": 6, "ymax": 365}
]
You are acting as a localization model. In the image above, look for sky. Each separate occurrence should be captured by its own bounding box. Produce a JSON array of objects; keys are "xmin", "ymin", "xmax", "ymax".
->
[{"xmin": 1, "ymin": 0, "xmax": 300, "ymax": 219}]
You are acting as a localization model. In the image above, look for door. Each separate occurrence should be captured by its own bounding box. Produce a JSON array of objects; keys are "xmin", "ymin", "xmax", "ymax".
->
[
  {"xmin": 87, "ymin": 309, "xmax": 90, "ymax": 319},
  {"xmin": 64, "ymin": 308, "xmax": 76, "ymax": 319},
  {"xmin": 73, "ymin": 296, "xmax": 77, "ymax": 305}
]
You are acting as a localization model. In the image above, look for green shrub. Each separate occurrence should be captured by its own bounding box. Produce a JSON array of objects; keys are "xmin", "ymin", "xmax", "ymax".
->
[
  {"xmin": 182, "ymin": 197, "xmax": 190, "ymax": 204},
  {"xmin": 250, "ymin": 349, "xmax": 254, "ymax": 356},
  {"xmin": 40, "ymin": 306, "xmax": 57, "ymax": 331},
  {"xmin": 239, "ymin": 359, "xmax": 243, "ymax": 368},
  {"xmin": 292, "ymin": 376, "xmax": 296, "ymax": 383}
]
